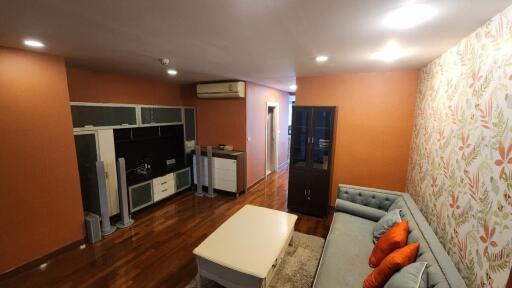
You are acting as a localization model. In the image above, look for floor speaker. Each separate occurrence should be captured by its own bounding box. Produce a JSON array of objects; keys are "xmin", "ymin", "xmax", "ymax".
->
[
  {"xmin": 195, "ymin": 145, "xmax": 205, "ymax": 196},
  {"xmin": 96, "ymin": 160, "xmax": 116, "ymax": 236},
  {"xmin": 205, "ymin": 146, "xmax": 217, "ymax": 198},
  {"xmin": 85, "ymin": 212, "xmax": 101, "ymax": 244},
  {"xmin": 116, "ymin": 158, "xmax": 134, "ymax": 228}
]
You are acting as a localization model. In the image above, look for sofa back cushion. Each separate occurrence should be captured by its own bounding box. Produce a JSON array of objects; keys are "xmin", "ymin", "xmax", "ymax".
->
[
  {"xmin": 338, "ymin": 186, "xmax": 399, "ymax": 211},
  {"xmin": 389, "ymin": 197, "xmax": 466, "ymax": 288}
]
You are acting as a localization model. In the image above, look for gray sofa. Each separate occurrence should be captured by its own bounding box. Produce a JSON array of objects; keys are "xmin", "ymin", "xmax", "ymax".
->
[{"xmin": 313, "ymin": 185, "xmax": 467, "ymax": 288}]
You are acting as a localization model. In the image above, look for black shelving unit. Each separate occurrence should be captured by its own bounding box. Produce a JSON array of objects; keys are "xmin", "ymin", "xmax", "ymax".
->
[{"xmin": 287, "ymin": 106, "xmax": 335, "ymax": 217}]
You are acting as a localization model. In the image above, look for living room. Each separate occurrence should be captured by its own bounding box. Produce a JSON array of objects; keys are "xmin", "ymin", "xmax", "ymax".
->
[{"xmin": 1, "ymin": 1, "xmax": 512, "ymax": 288}]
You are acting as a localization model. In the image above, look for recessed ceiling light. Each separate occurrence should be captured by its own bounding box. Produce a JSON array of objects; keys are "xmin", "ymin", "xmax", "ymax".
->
[
  {"xmin": 315, "ymin": 55, "xmax": 329, "ymax": 63},
  {"xmin": 289, "ymin": 84, "xmax": 297, "ymax": 91},
  {"xmin": 370, "ymin": 41, "xmax": 413, "ymax": 62},
  {"xmin": 23, "ymin": 39, "xmax": 45, "ymax": 48},
  {"xmin": 383, "ymin": 4, "xmax": 437, "ymax": 30},
  {"xmin": 167, "ymin": 69, "xmax": 178, "ymax": 76}
]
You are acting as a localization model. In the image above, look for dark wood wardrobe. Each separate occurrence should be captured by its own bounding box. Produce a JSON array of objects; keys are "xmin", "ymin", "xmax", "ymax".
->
[{"xmin": 287, "ymin": 106, "xmax": 335, "ymax": 217}]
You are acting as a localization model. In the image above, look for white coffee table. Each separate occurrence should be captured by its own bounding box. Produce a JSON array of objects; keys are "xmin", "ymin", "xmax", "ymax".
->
[{"xmin": 193, "ymin": 205, "xmax": 298, "ymax": 288}]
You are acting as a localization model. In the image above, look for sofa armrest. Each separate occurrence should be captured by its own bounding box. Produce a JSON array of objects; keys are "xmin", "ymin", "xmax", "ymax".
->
[{"xmin": 337, "ymin": 184, "xmax": 401, "ymax": 211}]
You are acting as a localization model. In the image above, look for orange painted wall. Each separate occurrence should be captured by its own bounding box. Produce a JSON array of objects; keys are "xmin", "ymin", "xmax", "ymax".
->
[
  {"xmin": 180, "ymin": 84, "xmax": 247, "ymax": 151},
  {"xmin": 0, "ymin": 47, "xmax": 84, "ymax": 273},
  {"xmin": 246, "ymin": 82, "xmax": 290, "ymax": 186},
  {"xmin": 296, "ymin": 70, "xmax": 419, "ymax": 205},
  {"xmin": 66, "ymin": 67, "xmax": 193, "ymax": 106}
]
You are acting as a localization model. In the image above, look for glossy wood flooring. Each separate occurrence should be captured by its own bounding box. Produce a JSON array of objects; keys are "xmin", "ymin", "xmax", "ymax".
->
[{"xmin": 0, "ymin": 168, "xmax": 333, "ymax": 288}]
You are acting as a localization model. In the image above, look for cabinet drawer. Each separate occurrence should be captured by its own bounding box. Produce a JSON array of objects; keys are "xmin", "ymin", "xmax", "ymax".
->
[
  {"xmin": 215, "ymin": 178, "xmax": 237, "ymax": 192},
  {"xmin": 214, "ymin": 158, "xmax": 236, "ymax": 171},
  {"xmin": 213, "ymin": 167, "xmax": 236, "ymax": 182},
  {"xmin": 153, "ymin": 174, "xmax": 176, "ymax": 201},
  {"xmin": 153, "ymin": 174, "xmax": 171, "ymax": 187}
]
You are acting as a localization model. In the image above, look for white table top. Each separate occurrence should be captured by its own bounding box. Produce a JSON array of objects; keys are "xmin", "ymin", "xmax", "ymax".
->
[{"xmin": 193, "ymin": 205, "xmax": 298, "ymax": 278}]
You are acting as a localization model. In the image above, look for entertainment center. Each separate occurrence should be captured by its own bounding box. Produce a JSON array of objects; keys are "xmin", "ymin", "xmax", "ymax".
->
[{"xmin": 72, "ymin": 102, "xmax": 195, "ymax": 216}]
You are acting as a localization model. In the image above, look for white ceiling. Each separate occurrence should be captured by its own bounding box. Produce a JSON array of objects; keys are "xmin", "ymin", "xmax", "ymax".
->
[{"xmin": 0, "ymin": 0, "xmax": 510, "ymax": 91}]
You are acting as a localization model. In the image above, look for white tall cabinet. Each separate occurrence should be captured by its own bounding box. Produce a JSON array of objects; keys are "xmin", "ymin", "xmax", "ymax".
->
[{"xmin": 97, "ymin": 129, "xmax": 119, "ymax": 215}]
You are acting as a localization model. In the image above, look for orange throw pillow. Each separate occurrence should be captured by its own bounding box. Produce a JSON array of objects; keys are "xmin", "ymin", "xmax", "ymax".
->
[
  {"xmin": 363, "ymin": 243, "xmax": 420, "ymax": 288},
  {"xmin": 369, "ymin": 220, "xmax": 409, "ymax": 267}
]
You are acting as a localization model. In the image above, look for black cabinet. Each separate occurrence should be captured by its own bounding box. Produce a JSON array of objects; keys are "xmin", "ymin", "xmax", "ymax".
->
[
  {"xmin": 287, "ymin": 106, "xmax": 335, "ymax": 217},
  {"xmin": 176, "ymin": 167, "xmax": 191, "ymax": 192},
  {"xmin": 74, "ymin": 133, "xmax": 100, "ymax": 215},
  {"xmin": 129, "ymin": 181, "xmax": 153, "ymax": 212},
  {"xmin": 184, "ymin": 108, "xmax": 196, "ymax": 141},
  {"xmin": 71, "ymin": 105, "xmax": 137, "ymax": 128},
  {"xmin": 140, "ymin": 107, "xmax": 182, "ymax": 125}
]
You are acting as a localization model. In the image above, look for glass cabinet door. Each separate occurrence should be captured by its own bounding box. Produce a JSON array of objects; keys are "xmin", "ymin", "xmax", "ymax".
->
[
  {"xmin": 74, "ymin": 133, "xmax": 100, "ymax": 214},
  {"xmin": 311, "ymin": 108, "xmax": 334, "ymax": 170},
  {"xmin": 291, "ymin": 108, "xmax": 310, "ymax": 167}
]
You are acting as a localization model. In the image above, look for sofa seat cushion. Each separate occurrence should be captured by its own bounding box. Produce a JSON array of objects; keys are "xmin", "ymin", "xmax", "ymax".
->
[{"xmin": 313, "ymin": 212, "xmax": 375, "ymax": 288}]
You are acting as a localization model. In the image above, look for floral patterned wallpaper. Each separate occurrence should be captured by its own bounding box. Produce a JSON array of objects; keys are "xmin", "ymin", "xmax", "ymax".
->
[{"xmin": 407, "ymin": 6, "xmax": 512, "ymax": 288}]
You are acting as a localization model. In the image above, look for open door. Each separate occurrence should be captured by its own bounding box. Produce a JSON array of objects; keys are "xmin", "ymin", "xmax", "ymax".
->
[{"xmin": 266, "ymin": 102, "xmax": 279, "ymax": 176}]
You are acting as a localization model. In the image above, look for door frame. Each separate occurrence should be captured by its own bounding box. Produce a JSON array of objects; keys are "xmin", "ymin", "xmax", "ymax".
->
[{"xmin": 265, "ymin": 102, "xmax": 279, "ymax": 177}]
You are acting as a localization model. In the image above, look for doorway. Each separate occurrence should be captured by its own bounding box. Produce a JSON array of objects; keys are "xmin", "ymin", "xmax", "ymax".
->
[{"xmin": 266, "ymin": 102, "xmax": 279, "ymax": 176}]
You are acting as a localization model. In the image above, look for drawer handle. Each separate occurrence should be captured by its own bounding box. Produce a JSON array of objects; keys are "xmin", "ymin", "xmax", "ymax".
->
[
  {"xmin": 162, "ymin": 189, "xmax": 168, "ymax": 192},
  {"xmin": 161, "ymin": 182, "xmax": 167, "ymax": 185}
]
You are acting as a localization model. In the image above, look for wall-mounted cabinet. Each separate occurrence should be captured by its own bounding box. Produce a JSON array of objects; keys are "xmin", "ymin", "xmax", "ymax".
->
[
  {"xmin": 71, "ymin": 103, "xmax": 137, "ymax": 129},
  {"xmin": 140, "ymin": 106, "xmax": 182, "ymax": 125}
]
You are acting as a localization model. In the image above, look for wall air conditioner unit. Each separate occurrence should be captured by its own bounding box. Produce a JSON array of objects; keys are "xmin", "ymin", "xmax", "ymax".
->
[{"xmin": 196, "ymin": 81, "xmax": 245, "ymax": 98}]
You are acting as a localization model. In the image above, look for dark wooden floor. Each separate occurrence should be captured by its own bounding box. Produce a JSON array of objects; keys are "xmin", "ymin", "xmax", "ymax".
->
[{"xmin": 0, "ymin": 168, "xmax": 333, "ymax": 288}]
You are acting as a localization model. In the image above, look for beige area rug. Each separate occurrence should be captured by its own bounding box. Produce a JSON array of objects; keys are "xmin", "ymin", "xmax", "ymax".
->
[{"xmin": 186, "ymin": 232, "xmax": 325, "ymax": 288}]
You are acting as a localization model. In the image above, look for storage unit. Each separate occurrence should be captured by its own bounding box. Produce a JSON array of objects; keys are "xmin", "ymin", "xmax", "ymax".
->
[
  {"xmin": 192, "ymin": 149, "xmax": 246, "ymax": 195},
  {"xmin": 152, "ymin": 173, "xmax": 176, "ymax": 202},
  {"xmin": 71, "ymin": 103, "xmax": 138, "ymax": 129},
  {"xmin": 74, "ymin": 130, "xmax": 119, "ymax": 216},
  {"xmin": 74, "ymin": 132, "xmax": 100, "ymax": 215},
  {"xmin": 140, "ymin": 106, "xmax": 182, "ymax": 125},
  {"xmin": 97, "ymin": 129, "xmax": 119, "ymax": 215},
  {"xmin": 72, "ymin": 102, "xmax": 197, "ymax": 215},
  {"xmin": 176, "ymin": 167, "xmax": 191, "ymax": 192},
  {"xmin": 128, "ymin": 181, "xmax": 153, "ymax": 212},
  {"xmin": 287, "ymin": 106, "xmax": 335, "ymax": 217},
  {"xmin": 183, "ymin": 107, "xmax": 196, "ymax": 152}
]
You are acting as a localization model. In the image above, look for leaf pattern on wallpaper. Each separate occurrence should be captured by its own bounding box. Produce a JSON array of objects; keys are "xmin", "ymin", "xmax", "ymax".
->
[{"xmin": 407, "ymin": 5, "xmax": 512, "ymax": 288}]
